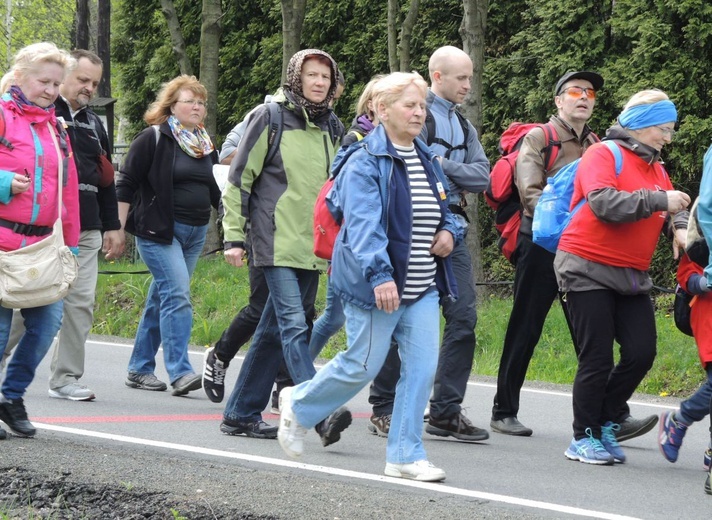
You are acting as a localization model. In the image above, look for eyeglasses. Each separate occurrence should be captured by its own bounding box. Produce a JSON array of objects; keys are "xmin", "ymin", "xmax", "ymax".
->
[
  {"xmin": 561, "ymin": 86, "xmax": 596, "ymax": 100},
  {"xmin": 177, "ymin": 99, "xmax": 206, "ymax": 107},
  {"xmin": 654, "ymin": 125, "xmax": 676, "ymax": 137}
]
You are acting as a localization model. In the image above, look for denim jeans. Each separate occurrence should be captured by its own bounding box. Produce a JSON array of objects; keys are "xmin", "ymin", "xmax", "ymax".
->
[
  {"xmin": 0, "ymin": 301, "xmax": 63, "ymax": 400},
  {"xmin": 308, "ymin": 274, "xmax": 345, "ymax": 360},
  {"xmin": 292, "ymin": 290, "xmax": 440, "ymax": 464},
  {"xmin": 223, "ymin": 267, "xmax": 318, "ymax": 422},
  {"xmin": 128, "ymin": 221, "xmax": 207, "ymax": 384},
  {"xmin": 679, "ymin": 364, "xmax": 712, "ymax": 424}
]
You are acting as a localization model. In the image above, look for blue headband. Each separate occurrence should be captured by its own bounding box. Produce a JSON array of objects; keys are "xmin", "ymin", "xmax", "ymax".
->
[{"xmin": 618, "ymin": 100, "xmax": 677, "ymax": 130}]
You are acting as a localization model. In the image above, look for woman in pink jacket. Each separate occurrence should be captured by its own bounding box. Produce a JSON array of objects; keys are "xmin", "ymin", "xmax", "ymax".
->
[{"xmin": 0, "ymin": 42, "xmax": 79, "ymax": 440}]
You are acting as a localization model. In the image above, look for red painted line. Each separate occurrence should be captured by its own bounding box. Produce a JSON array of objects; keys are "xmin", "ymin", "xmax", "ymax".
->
[{"xmin": 33, "ymin": 412, "xmax": 374, "ymax": 425}]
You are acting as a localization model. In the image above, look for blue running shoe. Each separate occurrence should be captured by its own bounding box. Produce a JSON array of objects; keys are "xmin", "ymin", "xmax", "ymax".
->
[
  {"xmin": 704, "ymin": 446, "xmax": 711, "ymax": 471},
  {"xmin": 601, "ymin": 422, "xmax": 626, "ymax": 463},
  {"xmin": 565, "ymin": 428, "xmax": 614, "ymax": 465},
  {"xmin": 658, "ymin": 410, "xmax": 687, "ymax": 463}
]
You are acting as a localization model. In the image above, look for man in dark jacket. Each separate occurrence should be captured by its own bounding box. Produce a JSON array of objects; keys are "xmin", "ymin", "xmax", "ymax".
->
[{"xmin": 47, "ymin": 50, "xmax": 124, "ymax": 400}]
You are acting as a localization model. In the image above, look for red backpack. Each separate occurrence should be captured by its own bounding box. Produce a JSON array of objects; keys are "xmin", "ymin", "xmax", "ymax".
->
[
  {"xmin": 313, "ymin": 177, "xmax": 341, "ymax": 260},
  {"xmin": 485, "ymin": 122, "xmax": 560, "ymax": 264}
]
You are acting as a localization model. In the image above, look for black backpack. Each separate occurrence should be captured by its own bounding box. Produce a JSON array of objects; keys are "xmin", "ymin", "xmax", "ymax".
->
[{"xmin": 423, "ymin": 107, "xmax": 469, "ymax": 159}]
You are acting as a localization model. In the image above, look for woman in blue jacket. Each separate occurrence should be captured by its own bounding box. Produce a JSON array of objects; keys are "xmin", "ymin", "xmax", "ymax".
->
[{"xmin": 277, "ymin": 72, "xmax": 463, "ymax": 482}]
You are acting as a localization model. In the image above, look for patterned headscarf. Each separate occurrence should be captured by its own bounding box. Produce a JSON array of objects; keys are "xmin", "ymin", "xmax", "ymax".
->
[{"xmin": 283, "ymin": 49, "xmax": 338, "ymax": 121}]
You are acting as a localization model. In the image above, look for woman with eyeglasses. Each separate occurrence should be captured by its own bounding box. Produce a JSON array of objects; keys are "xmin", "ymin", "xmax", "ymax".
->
[
  {"xmin": 117, "ymin": 75, "xmax": 219, "ymax": 397},
  {"xmin": 554, "ymin": 90, "xmax": 690, "ymax": 465}
]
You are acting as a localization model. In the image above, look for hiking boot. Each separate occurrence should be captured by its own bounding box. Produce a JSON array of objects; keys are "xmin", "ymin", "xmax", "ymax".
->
[
  {"xmin": 48, "ymin": 382, "xmax": 96, "ymax": 401},
  {"xmin": 315, "ymin": 406, "xmax": 352, "ymax": 447},
  {"xmin": 277, "ymin": 387, "xmax": 308, "ymax": 459},
  {"xmin": 202, "ymin": 347, "xmax": 228, "ymax": 403},
  {"xmin": 601, "ymin": 422, "xmax": 626, "ymax": 463},
  {"xmin": 704, "ymin": 446, "xmax": 711, "ymax": 471},
  {"xmin": 368, "ymin": 414, "xmax": 391, "ymax": 437},
  {"xmin": 564, "ymin": 429, "xmax": 614, "ymax": 465},
  {"xmin": 384, "ymin": 460, "xmax": 446, "ymax": 482},
  {"xmin": 426, "ymin": 412, "xmax": 489, "ymax": 442},
  {"xmin": 125, "ymin": 372, "xmax": 167, "ymax": 391},
  {"xmin": 220, "ymin": 419, "xmax": 278, "ymax": 439},
  {"xmin": 270, "ymin": 390, "xmax": 280, "ymax": 414},
  {"xmin": 616, "ymin": 414, "xmax": 658, "ymax": 442},
  {"xmin": 171, "ymin": 373, "xmax": 202, "ymax": 396},
  {"xmin": 0, "ymin": 398, "xmax": 36, "ymax": 438},
  {"xmin": 658, "ymin": 410, "xmax": 688, "ymax": 463},
  {"xmin": 490, "ymin": 416, "xmax": 533, "ymax": 437}
]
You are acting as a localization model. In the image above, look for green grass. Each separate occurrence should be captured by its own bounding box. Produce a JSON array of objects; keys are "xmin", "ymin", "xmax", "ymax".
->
[{"xmin": 93, "ymin": 254, "xmax": 705, "ymax": 398}]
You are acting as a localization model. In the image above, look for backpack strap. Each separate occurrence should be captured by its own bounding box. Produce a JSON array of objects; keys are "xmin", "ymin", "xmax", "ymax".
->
[
  {"xmin": 326, "ymin": 112, "xmax": 344, "ymax": 147},
  {"xmin": 0, "ymin": 106, "xmax": 12, "ymax": 150},
  {"xmin": 264, "ymin": 101, "xmax": 283, "ymax": 167},
  {"xmin": 541, "ymin": 123, "xmax": 560, "ymax": 173},
  {"xmin": 424, "ymin": 106, "xmax": 470, "ymax": 159},
  {"xmin": 570, "ymin": 140, "xmax": 624, "ymax": 219}
]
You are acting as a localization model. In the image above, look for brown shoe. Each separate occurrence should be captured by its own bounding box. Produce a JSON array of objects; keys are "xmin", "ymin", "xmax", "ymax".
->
[{"xmin": 368, "ymin": 414, "xmax": 391, "ymax": 437}]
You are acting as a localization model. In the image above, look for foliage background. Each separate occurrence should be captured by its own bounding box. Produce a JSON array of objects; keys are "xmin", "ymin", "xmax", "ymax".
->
[{"xmin": 110, "ymin": 0, "xmax": 712, "ymax": 285}]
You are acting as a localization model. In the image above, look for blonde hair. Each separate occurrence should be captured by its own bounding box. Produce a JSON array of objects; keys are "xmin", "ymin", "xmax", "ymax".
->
[
  {"xmin": 144, "ymin": 74, "xmax": 208, "ymax": 125},
  {"xmin": 623, "ymin": 89, "xmax": 669, "ymax": 110},
  {"xmin": 1, "ymin": 42, "xmax": 74, "ymax": 93},
  {"xmin": 371, "ymin": 71, "xmax": 428, "ymax": 113},
  {"xmin": 355, "ymin": 74, "xmax": 386, "ymax": 121}
]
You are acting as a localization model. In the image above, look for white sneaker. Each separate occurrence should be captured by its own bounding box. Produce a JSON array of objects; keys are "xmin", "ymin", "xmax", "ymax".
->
[
  {"xmin": 384, "ymin": 460, "xmax": 446, "ymax": 482},
  {"xmin": 277, "ymin": 387, "xmax": 308, "ymax": 459},
  {"xmin": 48, "ymin": 382, "xmax": 96, "ymax": 401}
]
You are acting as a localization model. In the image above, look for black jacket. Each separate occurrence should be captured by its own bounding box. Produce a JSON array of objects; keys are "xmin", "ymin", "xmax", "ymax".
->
[
  {"xmin": 56, "ymin": 96, "xmax": 120, "ymax": 232},
  {"xmin": 116, "ymin": 122, "xmax": 219, "ymax": 244}
]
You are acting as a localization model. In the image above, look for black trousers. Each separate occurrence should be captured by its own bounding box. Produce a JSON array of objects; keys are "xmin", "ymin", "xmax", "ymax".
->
[
  {"xmin": 491, "ymin": 233, "xmax": 577, "ymax": 421},
  {"xmin": 567, "ymin": 290, "xmax": 656, "ymax": 439}
]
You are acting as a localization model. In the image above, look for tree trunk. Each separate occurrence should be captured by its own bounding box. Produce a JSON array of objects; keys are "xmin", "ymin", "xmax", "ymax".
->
[
  {"xmin": 459, "ymin": 0, "xmax": 489, "ymax": 287},
  {"xmin": 280, "ymin": 0, "xmax": 307, "ymax": 83},
  {"xmin": 75, "ymin": 0, "xmax": 90, "ymax": 49},
  {"xmin": 398, "ymin": 0, "xmax": 420, "ymax": 72},
  {"xmin": 199, "ymin": 0, "xmax": 223, "ymax": 253},
  {"xmin": 97, "ymin": 0, "xmax": 111, "ymax": 97},
  {"xmin": 159, "ymin": 0, "xmax": 193, "ymax": 76},
  {"xmin": 386, "ymin": 0, "xmax": 399, "ymax": 72}
]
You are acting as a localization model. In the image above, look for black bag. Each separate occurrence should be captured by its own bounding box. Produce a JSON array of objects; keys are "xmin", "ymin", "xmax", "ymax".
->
[{"xmin": 673, "ymin": 284, "xmax": 694, "ymax": 337}]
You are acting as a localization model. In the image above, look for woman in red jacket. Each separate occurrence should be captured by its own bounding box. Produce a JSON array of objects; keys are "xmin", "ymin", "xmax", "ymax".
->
[
  {"xmin": 0, "ymin": 42, "xmax": 79, "ymax": 440},
  {"xmin": 554, "ymin": 89, "xmax": 690, "ymax": 465}
]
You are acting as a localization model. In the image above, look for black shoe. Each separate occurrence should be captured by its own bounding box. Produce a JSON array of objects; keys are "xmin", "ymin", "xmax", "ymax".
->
[
  {"xmin": 490, "ymin": 416, "xmax": 533, "ymax": 437},
  {"xmin": 270, "ymin": 390, "xmax": 280, "ymax": 414},
  {"xmin": 220, "ymin": 419, "xmax": 278, "ymax": 439},
  {"xmin": 171, "ymin": 373, "xmax": 202, "ymax": 396},
  {"xmin": 426, "ymin": 412, "xmax": 489, "ymax": 442},
  {"xmin": 202, "ymin": 347, "xmax": 228, "ymax": 403},
  {"xmin": 0, "ymin": 398, "xmax": 36, "ymax": 437},
  {"xmin": 125, "ymin": 372, "xmax": 168, "ymax": 391},
  {"xmin": 0, "ymin": 425, "xmax": 6, "ymax": 440},
  {"xmin": 315, "ymin": 407, "xmax": 352, "ymax": 447},
  {"xmin": 615, "ymin": 414, "xmax": 658, "ymax": 442}
]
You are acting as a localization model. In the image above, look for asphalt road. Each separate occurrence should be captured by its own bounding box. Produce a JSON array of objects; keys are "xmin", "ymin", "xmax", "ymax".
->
[{"xmin": 1, "ymin": 337, "xmax": 709, "ymax": 519}]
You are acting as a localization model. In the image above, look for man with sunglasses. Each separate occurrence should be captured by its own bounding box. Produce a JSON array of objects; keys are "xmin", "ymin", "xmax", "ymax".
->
[{"xmin": 490, "ymin": 71, "xmax": 658, "ymax": 440}]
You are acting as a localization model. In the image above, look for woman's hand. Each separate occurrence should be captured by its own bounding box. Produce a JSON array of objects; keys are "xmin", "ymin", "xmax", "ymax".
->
[
  {"xmin": 374, "ymin": 281, "xmax": 399, "ymax": 313},
  {"xmin": 224, "ymin": 247, "xmax": 245, "ymax": 267},
  {"xmin": 672, "ymin": 227, "xmax": 687, "ymax": 260},
  {"xmin": 430, "ymin": 230, "xmax": 454, "ymax": 257},
  {"xmin": 666, "ymin": 190, "xmax": 691, "ymax": 213},
  {"xmin": 10, "ymin": 173, "xmax": 30, "ymax": 195}
]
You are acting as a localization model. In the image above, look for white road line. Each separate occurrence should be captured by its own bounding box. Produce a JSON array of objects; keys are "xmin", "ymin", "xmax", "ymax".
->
[{"xmin": 37, "ymin": 423, "xmax": 640, "ymax": 520}]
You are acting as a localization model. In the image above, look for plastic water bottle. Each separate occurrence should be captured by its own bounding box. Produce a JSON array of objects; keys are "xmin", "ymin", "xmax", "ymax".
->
[{"xmin": 533, "ymin": 182, "xmax": 557, "ymax": 236}]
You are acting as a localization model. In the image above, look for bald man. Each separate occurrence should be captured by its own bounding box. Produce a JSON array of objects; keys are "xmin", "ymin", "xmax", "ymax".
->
[{"xmin": 367, "ymin": 46, "xmax": 491, "ymax": 443}]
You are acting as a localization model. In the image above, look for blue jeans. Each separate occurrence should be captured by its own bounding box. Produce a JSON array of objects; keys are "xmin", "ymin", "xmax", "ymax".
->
[
  {"xmin": 679, "ymin": 364, "xmax": 712, "ymax": 424},
  {"xmin": 0, "ymin": 301, "xmax": 63, "ymax": 400},
  {"xmin": 292, "ymin": 290, "xmax": 440, "ymax": 464},
  {"xmin": 308, "ymin": 274, "xmax": 345, "ymax": 360},
  {"xmin": 223, "ymin": 267, "xmax": 319, "ymax": 422},
  {"xmin": 128, "ymin": 221, "xmax": 207, "ymax": 384}
]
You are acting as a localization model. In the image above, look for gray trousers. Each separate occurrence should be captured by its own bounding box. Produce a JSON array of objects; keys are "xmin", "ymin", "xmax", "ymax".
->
[{"xmin": 1, "ymin": 230, "xmax": 102, "ymax": 389}]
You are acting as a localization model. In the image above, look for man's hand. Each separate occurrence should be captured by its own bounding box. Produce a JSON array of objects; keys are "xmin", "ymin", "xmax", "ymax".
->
[
  {"xmin": 224, "ymin": 247, "xmax": 246, "ymax": 267},
  {"xmin": 102, "ymin": 229, "xmax": 126, "ymax": 260},
  {"xmin": 430, "ymin": 230, "xmax": 454, "ymax": 257},
  {"xmin": 374, "ymin": 281, "xmax": 399, "ymax": 313}
]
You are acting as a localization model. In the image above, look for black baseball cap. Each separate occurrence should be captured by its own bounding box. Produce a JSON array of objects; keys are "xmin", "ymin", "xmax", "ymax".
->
[{"xmin": 554, "ymin": 71, "xmax": 604, "ymax": 96}]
